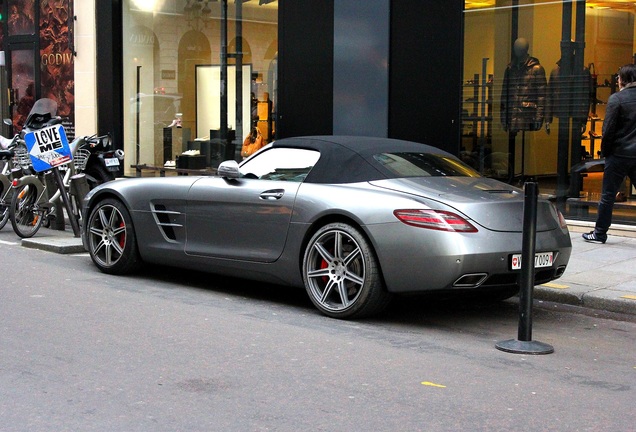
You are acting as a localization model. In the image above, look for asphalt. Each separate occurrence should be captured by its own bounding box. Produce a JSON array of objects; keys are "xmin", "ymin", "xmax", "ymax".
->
[{"xmin": 10, "ymin": 220, "xmax": 636, "ymax": 318}]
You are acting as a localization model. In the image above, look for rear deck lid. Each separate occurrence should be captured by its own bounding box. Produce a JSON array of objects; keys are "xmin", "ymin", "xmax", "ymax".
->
[{"xmin": 369, "ymin": 177, "xmax": 560, "ymax": 232}]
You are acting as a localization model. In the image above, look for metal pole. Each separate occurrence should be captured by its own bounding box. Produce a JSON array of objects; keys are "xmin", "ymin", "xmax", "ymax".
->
[
  {"xmin": 556, "ymin": 2, "xmax": 573, "ymax": 208},
  {"xmin": 569, "ymin": 0, "xmax": 587, "ymax": 197},
  {"xmin": 236, "ymin": 0, "xmax": 244, "ymax": 149},
  {"xmin": 136, "ymin": 66, "xmax": 141, "ymax": 166},
  {"xmin": 0, "ymin": 52, "xmax": 12, "ymax": 138},
  {"xmin": 52, "ymin": 167, "xmax": 80, "ymax": 237},
  {"xmin": 518, "ymin": 182, "xmax": 538, "ymax": 341},
  {"xmin": 507, "ymin": 0, "xmax": 519, "ymax": 183},
  {"xmin": 496, "ymin": 182, "xmax": 554, "ymax": 354},
  {"xmin": 220, "ymin": 0, "xmax": 228, "ymax": 142},
  {"xmin": 479, "ymin": 58, "xmax": 489, "ymax": 174}
]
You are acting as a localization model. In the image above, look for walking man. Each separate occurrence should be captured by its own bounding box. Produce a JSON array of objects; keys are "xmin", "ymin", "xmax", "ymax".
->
[{"xmin": 583, "ymin": 64, "xmax": 636, "ymax": 243}]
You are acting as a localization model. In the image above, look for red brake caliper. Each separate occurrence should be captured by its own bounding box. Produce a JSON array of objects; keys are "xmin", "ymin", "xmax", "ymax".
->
[
  {"xmin": 320, "ymin": 258, "xmax": 329, "ymax": 284},
  {"xmin": 118, "ymin": 222, "xmax": 125, "ymax": 249}
]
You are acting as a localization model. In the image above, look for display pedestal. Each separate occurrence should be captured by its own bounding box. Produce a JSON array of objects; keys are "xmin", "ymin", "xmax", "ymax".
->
[{"xmin": 162, "ymin": 128, "xmax": 190, "ymax": 163}]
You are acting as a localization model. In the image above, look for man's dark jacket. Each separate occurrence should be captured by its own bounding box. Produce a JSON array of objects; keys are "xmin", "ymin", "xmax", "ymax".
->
[{"xmin": 602, "ymin": 83, "xmax": 636, "ymax": 158}]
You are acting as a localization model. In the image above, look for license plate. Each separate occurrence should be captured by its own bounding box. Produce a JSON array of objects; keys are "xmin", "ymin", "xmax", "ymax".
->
[
  {"xmin": 511, "ymin": 252, "xmax": 553, "ymax": 270},
  {"xmin": 104, "ymin": 157, "xmax": 120, "ymax": 167}
]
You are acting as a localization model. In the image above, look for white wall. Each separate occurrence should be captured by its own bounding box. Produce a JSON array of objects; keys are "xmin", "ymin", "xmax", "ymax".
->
[{"xmin": 74, "ymin": 0, "xmax": 98, "ymax": 136}]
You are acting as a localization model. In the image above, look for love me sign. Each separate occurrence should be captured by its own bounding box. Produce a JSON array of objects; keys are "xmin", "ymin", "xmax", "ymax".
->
[{"xmin": 24, "ymin": 124, "xmax": 73, "ymax": 172}]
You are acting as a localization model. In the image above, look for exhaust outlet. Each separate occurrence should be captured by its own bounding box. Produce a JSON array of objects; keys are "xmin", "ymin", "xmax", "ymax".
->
[{"xmin": 453, "ymin": 273, "xmax": 488, "ymax": 288}]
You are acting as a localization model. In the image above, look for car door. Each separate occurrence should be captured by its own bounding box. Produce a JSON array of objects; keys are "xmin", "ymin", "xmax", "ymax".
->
[{"xmin": 185, "ymin": 147, "xmax": 320, "ymax": 262}]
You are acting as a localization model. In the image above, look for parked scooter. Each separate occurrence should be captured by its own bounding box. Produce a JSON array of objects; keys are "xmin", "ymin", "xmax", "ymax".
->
[{"xmin": 78, "ymin": 133, "xmax": 124, "ymax": 189}]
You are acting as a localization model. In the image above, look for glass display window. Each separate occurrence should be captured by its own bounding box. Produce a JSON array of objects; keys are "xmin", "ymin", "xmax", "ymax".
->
[
  {"xmin": 463, "ymin": 1, "xmax": 636, "ymax": 223},
  {"xmin": 123, "ymin": 0, "xmax": 278, "ymax": 175}
]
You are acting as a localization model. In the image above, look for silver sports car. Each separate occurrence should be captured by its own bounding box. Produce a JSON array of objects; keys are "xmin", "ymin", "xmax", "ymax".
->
[{"xmin": 82, "ymin": 136, "xmax": 571, "ymax": 319}]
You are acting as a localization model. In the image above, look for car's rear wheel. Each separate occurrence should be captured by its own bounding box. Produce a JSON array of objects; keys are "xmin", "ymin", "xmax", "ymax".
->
[
  {"xmin": 302, "ymin": 222, "xmax": 392, "ymax": 319},
  {"xmin": 86, "ymin": 198, "xmax": 140, "ymax": 274}
]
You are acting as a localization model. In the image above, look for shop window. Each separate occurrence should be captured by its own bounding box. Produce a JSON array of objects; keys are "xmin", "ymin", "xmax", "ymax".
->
[
  {"xmin": 123, "ymin": 0, "xmax": 278, "ymax": 175},
  {"xmin": 463, "ymin": 0, "xmax": 636, "ymax": 224}
]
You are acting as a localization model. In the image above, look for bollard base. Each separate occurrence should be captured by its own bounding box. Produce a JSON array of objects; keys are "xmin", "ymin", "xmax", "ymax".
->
[{"xmin": 495, "ymin": 339, "xmax": 554, "ymax": 355}]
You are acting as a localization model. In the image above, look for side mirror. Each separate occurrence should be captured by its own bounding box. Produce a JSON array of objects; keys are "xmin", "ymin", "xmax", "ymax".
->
[
  {"xmin": 217, "ymin": 160, "xmax": 240, "ymax": 179},
  {"xmin": 3, "ymin": 118, "xmax": 12, "ymax": 126}
]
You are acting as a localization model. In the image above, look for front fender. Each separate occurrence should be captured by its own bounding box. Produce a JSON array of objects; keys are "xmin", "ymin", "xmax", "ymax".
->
[
  {"xmin": 11, "ymin": 173, "xmax": 49, "ymax": 207},
  {"xmin": 12, "ymin": 174, "xmax": 45, "ymax": 195}
]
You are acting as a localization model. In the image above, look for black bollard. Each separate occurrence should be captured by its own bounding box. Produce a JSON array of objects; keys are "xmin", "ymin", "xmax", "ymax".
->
[{"xmin": 496, "ymin": 182, "xmax": 554, "ymax": 355}]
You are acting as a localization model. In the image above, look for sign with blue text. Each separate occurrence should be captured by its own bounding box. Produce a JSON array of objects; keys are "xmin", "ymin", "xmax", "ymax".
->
[{"xmin": 24, "ymin": 124, "xmax": 73, "ymax": 172}]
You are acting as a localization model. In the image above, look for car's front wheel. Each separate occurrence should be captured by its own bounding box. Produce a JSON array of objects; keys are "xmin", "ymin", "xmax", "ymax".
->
[
  {"xmin": 302, "ymin": 222, "xmax": 392, "ymax": 319},
  {"xmin": 86, "ymin": 198, "xmax": 141, "ymax": 274}
]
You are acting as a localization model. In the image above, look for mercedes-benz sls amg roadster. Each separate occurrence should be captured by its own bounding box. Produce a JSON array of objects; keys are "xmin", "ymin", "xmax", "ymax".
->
[{"xmin": 82, "ymin": 136, "xmax": 571, "ymax": 319}]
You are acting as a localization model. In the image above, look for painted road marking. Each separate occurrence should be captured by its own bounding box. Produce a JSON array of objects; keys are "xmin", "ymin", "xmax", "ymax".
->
[
  {"xmin": 541, "ymin": 282, "xmax": 569, "ymax": 289},
  {"xmin": 421, "ymin": 382, "xmax": 446, "ymax": 388},
  {"xmin": 620, "ymin": 295, "xmax": 636, "ymax": 301}
]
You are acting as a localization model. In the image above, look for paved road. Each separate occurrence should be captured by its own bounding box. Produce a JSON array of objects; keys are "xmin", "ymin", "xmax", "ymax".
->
[
  {"xmin": 1, "ymin": 239, "xmax": 635, "ymax": 431},
  {"xmin": 12, "ymin": 222, "xmax": 636, "ymax": 318}
]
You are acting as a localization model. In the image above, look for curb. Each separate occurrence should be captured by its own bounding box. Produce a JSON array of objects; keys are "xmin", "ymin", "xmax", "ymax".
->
[
  {"xmin": 566, "ymin": 219, "xmax": 636, "ymax": 238},
  {"xmin": 20, "ymin": 232, "xmax": 85, "ymax": 254},
  {"xmin": 535, "ymin": 285, "xmax": 636, "ymax": 317}
]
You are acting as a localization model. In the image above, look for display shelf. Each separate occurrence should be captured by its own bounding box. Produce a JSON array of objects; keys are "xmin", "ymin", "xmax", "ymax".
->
[
  {"xmin": 461, "ymin": 69, "xmax": 493, "ymax": 172},
  {"xmin": 583, "ymin": 70, "xmax": 616, "ymax": 159}
]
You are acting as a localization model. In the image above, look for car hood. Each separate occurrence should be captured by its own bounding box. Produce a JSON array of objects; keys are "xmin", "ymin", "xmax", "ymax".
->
[{"xmin": 369, "ymin": 177, "xmax": 560, "ymax": 232}]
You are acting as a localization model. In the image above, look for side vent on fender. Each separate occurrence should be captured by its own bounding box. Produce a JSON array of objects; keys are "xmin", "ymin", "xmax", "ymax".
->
[{"xmin": 151, "ymin": 204, "xmax": 183, "ymax": 241}]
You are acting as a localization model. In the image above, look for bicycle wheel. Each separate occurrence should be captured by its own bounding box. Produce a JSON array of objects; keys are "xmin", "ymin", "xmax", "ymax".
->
[
  {"xmin": 0, "ymin": 185, "xmax": 14, "ymax": 230},
  {"xmin": 10, "ymin": 184, "xmax": 44, "ymax": 238}
]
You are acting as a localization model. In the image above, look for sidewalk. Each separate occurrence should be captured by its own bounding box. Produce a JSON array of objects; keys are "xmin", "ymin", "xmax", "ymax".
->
[
  {"xmin": 16, "ymin": 221, "xmax": 636, "ymax": 318},
  {"xmin": 538, "ymin": 221, "xmax": 636, "ymax": 317}
]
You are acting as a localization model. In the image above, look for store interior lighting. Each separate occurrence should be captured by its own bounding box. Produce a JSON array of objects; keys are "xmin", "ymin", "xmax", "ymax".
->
[{"xmin": 464, "ymin": 1, "xmax": 636, "ymax": 12}]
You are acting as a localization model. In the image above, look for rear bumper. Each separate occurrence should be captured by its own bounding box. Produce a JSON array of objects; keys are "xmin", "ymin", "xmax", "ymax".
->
[{"xmin": 365, "ymin": 222, "xmax": 572, "ymax": 294}]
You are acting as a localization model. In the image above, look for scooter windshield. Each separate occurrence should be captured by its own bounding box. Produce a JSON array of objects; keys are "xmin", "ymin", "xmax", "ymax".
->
[{"xmin": 24, "ymin": 98, "xmax": 58, "ymax": 129}]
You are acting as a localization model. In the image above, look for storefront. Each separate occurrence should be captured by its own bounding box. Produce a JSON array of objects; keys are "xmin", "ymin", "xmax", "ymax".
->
[
  {"xmin": 2, "ymin": 1, "xmax": 636, "ymax": 224},
  {"xmin": 103, "ymin": 0, "xmax": 464, "ymax": 174},
  {"xmin": 462, "ymin": 0, "xmax": 636, "ymax": 225}
]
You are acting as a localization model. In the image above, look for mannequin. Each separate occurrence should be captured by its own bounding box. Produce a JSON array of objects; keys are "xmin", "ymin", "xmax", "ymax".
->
[
  {"xmin": 501, "ymin": 38, "xmax": 547, "ymax": 133},
  {"xmin": 545, "ymin": 59, "xmax": 592, "ymax": 134}
]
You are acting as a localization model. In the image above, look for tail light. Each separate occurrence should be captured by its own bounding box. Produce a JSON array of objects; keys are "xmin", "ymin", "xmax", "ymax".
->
[
  {"xmin": 550, "ymin": 203, "xmax": 568, "ymax": 229},
  {"xmin": 393, "ymin": 209, "xmax": 478, "ymax": 232},
  {"xmin": 557, "ymin": 209, "xmax": 567, "ymax": 229}
]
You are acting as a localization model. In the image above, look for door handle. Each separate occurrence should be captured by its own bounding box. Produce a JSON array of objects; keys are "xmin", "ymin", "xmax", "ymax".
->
[{"xmin": 259, "ymin": 189, "xmax": 284, "ymax": 200}]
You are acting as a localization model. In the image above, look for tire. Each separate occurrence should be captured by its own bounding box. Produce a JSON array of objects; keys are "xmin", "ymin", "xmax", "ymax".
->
[
  {"xmin": 86, "ymin": 198, "xmax": 141, "ymax": 274},
  {"xmin": 302, "ymin": 222, "xmax": 392, "ymax": 319},
  {"xmin": 84, "ymin": 162, "xmax": 115, "ymax": 190},
  {"xmin": 10, "ymin": 184, "xmax": 44, "ymax": 238},
  {"xmin": 0, "ymin": 185, "xmax": 14, "ymax": 230}
]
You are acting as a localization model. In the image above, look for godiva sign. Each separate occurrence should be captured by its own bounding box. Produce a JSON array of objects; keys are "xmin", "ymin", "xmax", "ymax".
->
[{"xmin": 41, "ymin": 52, "xmax": 74, "ymax": 66}]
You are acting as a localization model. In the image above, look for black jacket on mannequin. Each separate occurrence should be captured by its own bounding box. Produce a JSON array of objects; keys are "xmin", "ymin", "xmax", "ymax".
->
[
  {"xmin": 501, "ymin": 56, "xmax": 547, "ymax": 132},
  {"xmin": 545, "ymin": 60, "xmax": 592, "ymax": 125}
]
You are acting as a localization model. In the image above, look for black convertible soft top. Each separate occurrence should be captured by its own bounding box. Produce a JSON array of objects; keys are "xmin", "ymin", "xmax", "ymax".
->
[{"xmin": 270, "ymin": 135, "xmax": 457, "ymax": 184}]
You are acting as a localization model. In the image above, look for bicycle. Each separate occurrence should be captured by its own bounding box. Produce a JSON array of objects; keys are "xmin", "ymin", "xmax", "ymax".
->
[
  {"xmin": 9, "ymin": 137, "xmax": 91, "ymax": 238},
  {"xmin": 0, "ymin": 137, "xmax": 26, "ymax": 230}
]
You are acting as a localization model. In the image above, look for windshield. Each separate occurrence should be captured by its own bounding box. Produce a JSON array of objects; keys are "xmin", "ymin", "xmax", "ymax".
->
[
  {"xmin": 373, "ymin": 152, "xmax": 481, "ymax": 178},
  {"xmin": 24, "ymin": 98, "xmax": 58, "ymax": 130},
  {"xmin": 27, "ymin": 98, "xmax": 57, "ymax": 117}
]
